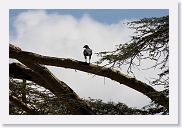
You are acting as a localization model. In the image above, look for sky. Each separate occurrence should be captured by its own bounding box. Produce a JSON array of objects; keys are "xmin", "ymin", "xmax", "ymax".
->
[
  {"xmin": 9, "ymin": 9, "xmax": 169, "ymax": 38},
  {"xmin": 9, "ymin": 9, "xmax": 169, "ymax": 108}
]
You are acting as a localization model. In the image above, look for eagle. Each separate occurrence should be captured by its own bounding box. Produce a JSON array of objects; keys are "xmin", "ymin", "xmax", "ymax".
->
[{"xmin": 83, "ymin": 45, "xmax": 92, "ymax": 63}]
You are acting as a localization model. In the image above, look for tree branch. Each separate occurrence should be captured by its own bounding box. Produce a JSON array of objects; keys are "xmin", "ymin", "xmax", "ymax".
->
[
  {"xmin": 9, "ymin": 63, "xmax": 95, "ymax": 115},
  {"xmin": 10, "ymin": 63, "xmax": 47, "ymax": 88},
  {"xmin": 9, "ymin": 95, "xmax": 40, "ymax": 115},
  {"xmin": 9, "ymin": 44, "xmax": 168, "ymax": 108}
]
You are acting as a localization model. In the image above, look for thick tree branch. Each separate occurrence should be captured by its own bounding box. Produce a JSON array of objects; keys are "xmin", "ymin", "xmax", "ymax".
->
[
  {"xmin": 9, "ymin": 95, "xmax": 40, "ymax": 115},
  {"xmin": 9, "ymin": 63, "xmax": 95, "ymax": 115},
  {"xmin": 10, "ymin": 63, "xmax": 47, "ymax": 88},
  {"xmin": 9, "ymin": 44, "xmax": 168, "ymax": 108}
]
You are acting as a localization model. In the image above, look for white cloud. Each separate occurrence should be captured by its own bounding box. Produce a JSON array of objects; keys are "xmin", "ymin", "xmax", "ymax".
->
[{"xmin": 10, "ymin": 10, "xmax": 152, "ymax": 108}]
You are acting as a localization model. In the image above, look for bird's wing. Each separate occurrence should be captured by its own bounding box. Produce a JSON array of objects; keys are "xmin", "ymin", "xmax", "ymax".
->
[
  {"xmin": 83, "ymin": 49, "xmax": 92, "ymax": 56},
  {"xmin": 87, "ymin": 49, "xmax": 92, "ymax": 56}
]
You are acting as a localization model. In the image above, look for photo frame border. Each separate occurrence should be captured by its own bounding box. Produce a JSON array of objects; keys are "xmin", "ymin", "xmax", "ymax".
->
[{"xmin": 0, "ymin": 0, "xmax": 178, "ymax": 124}]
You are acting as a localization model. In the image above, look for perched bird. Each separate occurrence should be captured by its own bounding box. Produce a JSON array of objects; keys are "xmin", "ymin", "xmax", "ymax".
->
[{"xmin": 83, "ymin": 45, "xmax": 92, "ymax": 63}]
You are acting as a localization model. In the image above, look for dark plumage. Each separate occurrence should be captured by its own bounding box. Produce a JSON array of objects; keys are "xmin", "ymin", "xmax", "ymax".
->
[{"xmin": 83, "ymin": 45, "xmax": 92, "ymax": 63}]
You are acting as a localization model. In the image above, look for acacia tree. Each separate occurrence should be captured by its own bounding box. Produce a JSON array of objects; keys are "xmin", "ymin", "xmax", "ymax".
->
[
  {"xmin": 9, "ymin": 16, "xmax": 169, "ymax": 115},
  {"xmin": 97, "ymin": 16, "xmax": 169, "ymax": 108}
]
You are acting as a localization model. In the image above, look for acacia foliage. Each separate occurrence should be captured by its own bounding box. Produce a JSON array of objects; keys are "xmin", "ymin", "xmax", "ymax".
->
[
  {"xmin": 97, "ymin": 16, "xmax": 169, "ymax": 88},
  {"xmin": 10, "ymin": 78, "xmax": 151, "ymax": 115}
]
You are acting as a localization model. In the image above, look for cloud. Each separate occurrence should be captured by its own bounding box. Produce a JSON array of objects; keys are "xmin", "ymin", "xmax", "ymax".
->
[{"xmin": 10, "ymin": 10, "xmax": 151, "ymax": 108}]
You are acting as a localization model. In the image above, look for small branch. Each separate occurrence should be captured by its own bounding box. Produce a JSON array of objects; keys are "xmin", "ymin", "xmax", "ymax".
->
[
  {"xmin": 21, "ymin": 79, "xmax": 27, "ymax": 103},
  {"xmin": 9, "ymin": 95, "xmax": 40, "ymax": 115}
]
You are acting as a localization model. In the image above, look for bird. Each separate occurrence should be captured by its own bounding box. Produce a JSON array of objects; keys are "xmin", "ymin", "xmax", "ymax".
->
[{"xmin": 83, "ymin": 45, "xmax": 92, "ymax": 63}]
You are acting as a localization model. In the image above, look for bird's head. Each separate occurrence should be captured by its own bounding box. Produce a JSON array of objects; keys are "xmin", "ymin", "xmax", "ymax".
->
[{"xmin": 83, "ymin": 45, "xmax": 89, "ymax": 49}]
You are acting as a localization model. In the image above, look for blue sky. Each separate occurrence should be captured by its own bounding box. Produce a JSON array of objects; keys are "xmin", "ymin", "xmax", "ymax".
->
[
  {"xmin": 10, "ymin": 9, "xmax": 169, "ymax": 23},
  {"xmin": 9, "ymin": 9, "xmax": 168, "ymax": 34}
]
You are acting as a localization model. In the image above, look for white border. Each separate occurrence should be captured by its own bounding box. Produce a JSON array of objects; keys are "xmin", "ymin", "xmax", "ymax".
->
[{"xmin": 0, "ymin": 0, "xmax": 178, "ymax": 124}]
